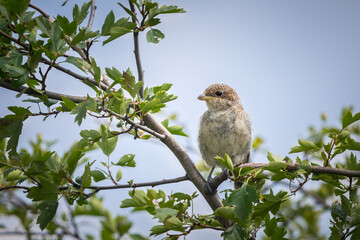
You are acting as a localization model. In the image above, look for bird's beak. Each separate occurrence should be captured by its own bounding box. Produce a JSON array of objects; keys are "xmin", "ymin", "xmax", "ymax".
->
[{"xmin": 198, "ymin": 94, "xmax": 213, "ymax": 101}]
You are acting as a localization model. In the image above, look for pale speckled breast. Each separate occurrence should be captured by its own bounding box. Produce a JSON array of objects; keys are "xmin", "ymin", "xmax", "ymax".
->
[{"xmin": 198, "ymin": 106, "xmax": 251, "ymax": 168}]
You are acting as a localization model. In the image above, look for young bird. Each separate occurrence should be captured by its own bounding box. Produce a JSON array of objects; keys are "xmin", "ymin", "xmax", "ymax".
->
[{"xmin": 198, "ymin": 83, "xmax": 251, "ymax": 195}]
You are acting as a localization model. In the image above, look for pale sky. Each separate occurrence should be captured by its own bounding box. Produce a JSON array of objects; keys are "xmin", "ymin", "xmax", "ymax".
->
[{"xmin": 1, "ymin": 0, "xmax": 360, "ymax": 239}]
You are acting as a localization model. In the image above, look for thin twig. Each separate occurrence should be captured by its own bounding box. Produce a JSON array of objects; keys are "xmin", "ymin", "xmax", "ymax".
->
[
  {"xmin": 28, "ymin": 3, "xmax": 51, "ymax": 20},
  {"xmin": 64, "ymin": 199, "xmax": 81, "ymax": 239},
  {"xmin": 104, "ymin": 109, "xmax": 167, "ymax": 140},
  {"xmin": 87, "ymin": 0, "xmax": 96, "ymax": 29},
  {"xmin": 0, "ymin": 186, "xmax": 30, "ymax": 191},
  {"xmin": 129, "ymin": 1, "xmax": 144, "ymax": 98},
  {"xmin": 0, "ymin": 29, "xmax": 28, "ymax": 49},
  {"xmin": 291, "ymin": 175, "xmax": 309, "ymax": 194},
  {"xmin": 58, "ymin": 175, "xmax": 189, "ymax": 192}
]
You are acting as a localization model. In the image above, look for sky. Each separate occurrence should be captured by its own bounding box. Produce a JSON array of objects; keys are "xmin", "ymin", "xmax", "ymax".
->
[{"xmin": 1, "ymin": 0, "xmax": 360, "ymax": 239}]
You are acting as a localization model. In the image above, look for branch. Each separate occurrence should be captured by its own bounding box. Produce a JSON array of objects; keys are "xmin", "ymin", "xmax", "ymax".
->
[
  {"xmin": 87, "ymin": 0, "xmax": 96, "ymax": 30},
  {"xmin": 105, "ymin": 109, "xmax": 166, "ymax": 140},
  {"xmin": 207, "ymin": 162, "xmax": 360, "ymax": 192},
  {"xmin": 28, "ymin": 3, "xmax": 89, "ymax": 63},
  {"xmin": 0, "ymin": 79, "xmax": 87, "ymax": 103},
  {"xmin": 129, "ymin": 1, "xmax": 144, "ymax": 98},
  {"xmin": 142, "ymin": 114, "xmax": 225, "ymax": 211},
  {"xmin": 28, "ymin": 3, "xmax": 51, "ymax": 20},
  {"xmin": 0, "ymin": 29, "xmax": 108, "ymax": 91},
  {"xmin": 59, "ymin": 175, "xmax": 189, "ymax": 192},
  {"xmin": 0, "ymin": 29, "xmax": 28, "ymax": 49},
  {"xmin": 40, "ymin": 59, "xmax": 109, "ymax": 91}
]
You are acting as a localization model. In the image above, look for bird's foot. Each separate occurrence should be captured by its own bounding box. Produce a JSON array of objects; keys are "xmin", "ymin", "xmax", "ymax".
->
[{"xmin": 204, "ymin": 179, "xmax": 217, "ymax": 196}]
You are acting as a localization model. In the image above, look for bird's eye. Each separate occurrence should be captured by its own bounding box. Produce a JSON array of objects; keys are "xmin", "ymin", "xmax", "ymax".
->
[{"xmin": 215, "ymin": 91, "xmax": 223, "ymax": 96}]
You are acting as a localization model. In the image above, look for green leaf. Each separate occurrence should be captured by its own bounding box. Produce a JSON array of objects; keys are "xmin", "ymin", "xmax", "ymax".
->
[
  {"xmin": 120, "ymin": 190, "xmax": 149, "ymax": 208},
  {"xmin": 253, "ymin": 190, "xmax": 288, "ymax": 217},
  {"xmin": 27, "ymin": 182, "xmax": 60, "ymax": 201},
  {"xmin": 61, "ymin": 96, "xmax": 77, "ymax": 111},
  {"xmin": 342, "ymin": 110, "xmax": 360, "ymax": 129},
  {"xmin": 227, "ymin": 185, "xmax": 258, "ymax": 222},
  {"xmin": 2, "ymin": 64, "xmax": 29, "ymax": 86},
  {"xmin": 267, "ymin": 152, "xmax": 283, "ymax": 162},
  {"xmin": 105, "ymin": 67, "xmax": 122, "ymax": 81},
  {"xmin": 215, "ymin": 154, "xmax": 233, "ymax": 172},
  {"xmin": 223, "ymin": 224, "xmax": 247, "ymax": 240},
  {"xmin": 140, "ymin": 99, "xmax": 160, "ymax": 114},
  {"xmin": 146, "ymin": 28, "xmax": 164, "ymax": 44},
  {"xmin": 90, "ymin": 170, "xmax": 106, "ymax": 182},
  {"xmin": 65, "ymin": 56, "xmax": 92, "ymax": 73},
  {"xmin": 214, "ymin": 206, "xmax": 235, "ymax": 220},
  {"xmin": 36, "ymin": 200, "xmax": 58, "ymax": 230},
  {"xmin": 56, "ymin": 15, "xmax": 77, "ymax": 35},
  {"xmin": 101, "ymin": 10, "xmax": 115, "ymax": 35},
  {"xmin": 289, "ymin": 139, "xmax": 319, "ymax": 153},
  {"xmin": 115, "ymin": 154, "xmax": 136, "ymax": 167},
  {"xmin": 163, "ymin": 216, "xmax": 183, "ymax": 229},
  {"xmin": 0, "ymin": 153, "xmax": 9, "ymax": 167},
  {"xmin": 0, "ymin": 119, "xmax": 23, "ymax": 154},
  {"xmin": 150, "ymin": 225, "xmax": 169, "ymax": 236},
  {"xmin": 116, "ymin": 168, "xmax": 122, "ymax": 182},
  {"xmin": 35, "ymin": 16, "xmax": 52, "ymax": 37},
  {"xmin": 66, "ymin": 149, "xmax": 84, "ymax": 176},
  {"xmin": 156, "ymin": 5, "xmax": 186, "ymax": 15},
  {"xmin": 97, "ymin": 125, "xmax": 118, "ymax": 157},
  {"xmin": 81, "ymin": 163, "xmax": 91, "ymax": 188},
  {"xmin": 161, "ymin": 119, "xmax": 188, "ymax": 137},
  {"xmin": 71, "ymin": 98, "xmax": 97, "ymax": 126},
  {"xmin": 71, "ymin": 28, "xmax": 98, "ymax": 46},
  {"xmin": 80, "ymin": 129, "xmax": 101, "ymax": 140},
  {"xmin": 117, "ymin": 3, "xmax": 138, "ymax": 23},
  {"xmin": 103, "ymin": 18, "xmax": 136, "ymax": 45},
  {"xmin": 119, "ymin": 69, "xmax": 142, "ymax": 98},
  {"xmin": 350, "ymin": 227, "xmax": 360, "ymax": 240},
  {"xmin": 346, "ymin": 137, "xmax": 360, "ymax": 151},
  {"xmin": 153, "ymin": 208, "xmax": 178, "ymax": 222},
  {"xmin": 350, "ymin": 205, "xmax": 360, "ymax": 227},
  {"xmin": 73, "ymin": 1, "xmax": 91, "ymax": 25},
  {"xmin": 1, "ymin": 0, "xmax": 30, "ymax": 17}
]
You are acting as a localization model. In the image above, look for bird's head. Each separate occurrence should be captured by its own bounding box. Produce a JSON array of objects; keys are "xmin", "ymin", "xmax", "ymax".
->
[{"xmin": 198, "ymin": 83, "xmax": 242, "ymax": 112}]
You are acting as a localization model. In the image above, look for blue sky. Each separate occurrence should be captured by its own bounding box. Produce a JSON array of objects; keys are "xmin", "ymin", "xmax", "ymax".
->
[{"xmin": 1, "ymin": 0, "xmax": 360, "ymax": 239}]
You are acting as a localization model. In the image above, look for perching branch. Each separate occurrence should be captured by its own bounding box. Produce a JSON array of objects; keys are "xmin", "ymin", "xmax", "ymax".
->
[
  {"xmin": 142, "ymin": 114, "xmax": 225, "ymax": 211},
  {"xmin": 207, "ymin": 162, "xmax": 360, "ymax": 193}
]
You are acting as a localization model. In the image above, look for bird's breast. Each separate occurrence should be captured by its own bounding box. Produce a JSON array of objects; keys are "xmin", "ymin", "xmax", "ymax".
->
[{"xmin": 198, "ymin": 108, "xmax": 252, "ymax": 167}]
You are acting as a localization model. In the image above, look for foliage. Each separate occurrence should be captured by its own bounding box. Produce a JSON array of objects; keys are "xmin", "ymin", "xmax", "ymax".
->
[{"xmin": 0, "ymin": 0, "xmax": 359, "ymax": 240}]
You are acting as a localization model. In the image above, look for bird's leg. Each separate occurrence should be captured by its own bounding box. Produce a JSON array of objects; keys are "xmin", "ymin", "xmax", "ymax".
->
[{"xmin": 204, "ymin": 166, "xmax": 216, "ymax": 196}]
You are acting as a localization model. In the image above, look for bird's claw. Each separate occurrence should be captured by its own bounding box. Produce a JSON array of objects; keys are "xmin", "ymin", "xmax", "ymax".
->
[{"xmin": 204, "ymin": 179, "xmax": 217, "ymax": 196}]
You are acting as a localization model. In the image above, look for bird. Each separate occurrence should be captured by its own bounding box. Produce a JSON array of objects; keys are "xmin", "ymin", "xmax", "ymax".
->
[{"xmin": 198, "ymin": 83, "xmax": 251, "ymax": 195}]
